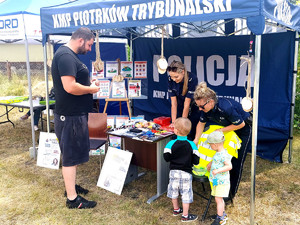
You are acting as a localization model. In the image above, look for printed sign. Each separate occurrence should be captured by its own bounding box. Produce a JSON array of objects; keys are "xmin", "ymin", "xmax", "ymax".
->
[
  {"xmin": 97, "ymin": 147, "xmax": 133, "ymax": 195},
  {"xmin": 37, "ymin": 132, "xmax": 61, "ymax": 170}
]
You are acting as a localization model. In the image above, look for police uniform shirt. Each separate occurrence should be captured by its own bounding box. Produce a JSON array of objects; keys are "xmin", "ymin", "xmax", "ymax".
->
[
  {"xmin": 168, "ymin": 72, "xmax": 198, "ymax": 117},
  {"xmin": 199, "ymin": 97, "xmax": 250, "ymax": 128}
]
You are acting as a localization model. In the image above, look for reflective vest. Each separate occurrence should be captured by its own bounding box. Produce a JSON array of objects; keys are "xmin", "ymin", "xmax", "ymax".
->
[{"xmin": 192, "ymin": 125, "xmax": 241, "ymax": 177}]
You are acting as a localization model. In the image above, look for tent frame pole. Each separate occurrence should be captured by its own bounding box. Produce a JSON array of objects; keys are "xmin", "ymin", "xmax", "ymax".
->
[
  {"xmin": 22, "ymin": 14, "xmax": 36, "ymax": 158},
  {"xmin": 289, "ymin": 31, "xmax": 299, "ymax": 163},
  {"xmin": 43, "ymin": 37, "xmax": 50, "ymax": 133},
  {"xmin": 250, "ymin": 34, "xmax": 261, "ymax": 225}
]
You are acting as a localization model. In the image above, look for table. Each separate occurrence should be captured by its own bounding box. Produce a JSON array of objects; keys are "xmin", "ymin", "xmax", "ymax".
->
[
  {"xmin": 0, "ymin": 100, "xmax": 55, "ymax": 129},
  {"xmin": 107, "ymin": 129, "xmax": 174, "ymax": 203}
]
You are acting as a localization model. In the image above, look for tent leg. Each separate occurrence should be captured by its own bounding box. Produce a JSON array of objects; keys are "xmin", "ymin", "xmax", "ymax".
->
[
  {"xmin": 22, "ymin": 14, "xmax": 36, "ymax": 158},
  {"xmin": 43, "ymin": 40, "xmax": 50, "ymax": 133},
  {"xmin": 250, "ymin": 34, "xmax": 261, "ymax": 225},
  {"xmin": 289, "ymin": 31, "xmax": 299, "ymax": 163}
]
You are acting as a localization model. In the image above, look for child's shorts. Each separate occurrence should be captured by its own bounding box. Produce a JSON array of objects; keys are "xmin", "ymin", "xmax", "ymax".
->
[
  {"xmin": 211, "ymin": 184, "xmax": 230, "ymax": 197},
  {"xmin": 167, "ymin": 170, "xmax": 193, "ymax": 204}
]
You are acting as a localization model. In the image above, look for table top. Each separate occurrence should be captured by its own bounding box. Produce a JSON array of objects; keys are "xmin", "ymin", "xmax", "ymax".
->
[
  {"xmin": 0, "ymin": 100, "xmax": 54, "ymax": 109},
  {"xmin": 107, "ymin": 128, "xmax": 174, "ymax": 143}
]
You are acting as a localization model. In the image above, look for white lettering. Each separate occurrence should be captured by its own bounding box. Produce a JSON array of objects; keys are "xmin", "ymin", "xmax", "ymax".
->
[
  {"xmin": 196, "ymin": 56, "xmax": 205, "ymax": 82},
  {"xmin": 165, "ymin": 0, "xmax": 175, "ymax": 17},
  {"xmin": 95, "ymin": 9, "xmax": 102, "ymax": 24},
  {"xmin": 147, "ymin": 2, "xmax": 156, "ymax": 19},
  {"xmin": 155, "ymin": 1, "xmax": 165, "ymax": 18},
  {"xmin": 185, "ymin": 0, "xmax": 196, "ymax": 16},
  {"xmin": 226, "ymin": 55, "xmax": 236, "ymax": 86},
  {"xmin": 203, "ymin": 0, "xmax": 213, "ymax": 14},
  {"xmin": 153, "ymin": 90, "xmax": 166, "ymax": 99},
  {"xmin": 116, "ymin": 6, "xmax": 129, "ymax": 22},
  {"xmin": 195, "ymin": 0, "xmax": 204, "ymax": 14},
  {"xmin": 175, "ymin": 0, "xmax": 185, "ymax": 16},
  {"xmin": 132, "ymin": 4, "xmax": 139, "ymax": 20},
  {"xmin": 206, "ymin": 55, "xmax": 225, "ymax": 86},
  {"xmin": 214, "ymin": 0, "xmax": 226, "ymax": 12},
  {"xmin": 83, "ymin": 10, "xmax": 89, "ymax": 25},
  {"xmin": 89, "ymin": 9, "xmax": 95, "ymax": 25},
  {"xmin": 138, "ymin": 3, "xmax": 147, "ymax": 20}
]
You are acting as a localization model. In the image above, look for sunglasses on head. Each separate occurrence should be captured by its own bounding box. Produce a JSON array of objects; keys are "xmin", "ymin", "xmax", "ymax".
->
[{"xmin": 167, "ymin": 66, "xmax": 178, "ymax": 72}]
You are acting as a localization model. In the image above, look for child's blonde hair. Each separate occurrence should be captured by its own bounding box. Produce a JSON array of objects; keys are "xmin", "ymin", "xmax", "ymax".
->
[{"xmin": 174, "ymin": 117, "xmax": 191, "ymax": 136}]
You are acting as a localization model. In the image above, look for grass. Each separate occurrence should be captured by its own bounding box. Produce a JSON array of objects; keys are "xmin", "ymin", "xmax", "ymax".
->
[{"xmin": 0, "ymin": 74, "xmax": 300, "ymax": 224}]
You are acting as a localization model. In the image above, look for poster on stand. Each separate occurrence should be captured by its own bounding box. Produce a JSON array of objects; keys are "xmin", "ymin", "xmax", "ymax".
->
[
  {"xmin": 37, "ymin": 132, "xmax": 61, "ymax": 170},
  {"xmin": 112, "ymin": 80, "xmax": 126, "ymax": 98},
  {"xmin": 97, "ymin": 80, "xmax": 110, "ymax": 98},
  {"xmin": 97, "ymin": 147, "xmax": 133, "ymax": 195},
  {"xmin": 134, "ymin": 61, "xmax": 147, "ymax": 78},
  {"xmin": 106, "ymin": 61, "xmax": 118, "ymax": 78},
  {"xmin": 128, "ymin": 80, "xmax": 141, "ymax": 98},
  {"xmin": 121, "ymin": 61, "xmax": 133, "ymax": 78},
  {"xmin": 91, "ymin": 60, "xmax": 105, "ymax": 79}
]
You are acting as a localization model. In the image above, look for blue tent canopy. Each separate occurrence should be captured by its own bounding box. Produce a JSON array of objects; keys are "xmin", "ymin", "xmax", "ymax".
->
[{"xmin": 40, "ymin": 0, "xmax": 300, "ymax": 44}]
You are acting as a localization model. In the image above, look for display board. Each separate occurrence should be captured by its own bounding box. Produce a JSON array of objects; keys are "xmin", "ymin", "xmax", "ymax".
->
[{"xmin": 97, "ymin": 147, "xmax": 132, "ymax": 195}]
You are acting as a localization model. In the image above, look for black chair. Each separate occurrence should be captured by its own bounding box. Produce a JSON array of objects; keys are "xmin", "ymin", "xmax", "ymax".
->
[{"xmin": 192, "ymin": 174, "xmax": 213, "ymax": 221}]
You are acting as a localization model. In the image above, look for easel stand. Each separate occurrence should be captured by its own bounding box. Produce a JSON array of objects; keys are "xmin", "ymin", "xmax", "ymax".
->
[{"xmin": 103, "ymin": 98, "xmax": 132, "ymax": 119}]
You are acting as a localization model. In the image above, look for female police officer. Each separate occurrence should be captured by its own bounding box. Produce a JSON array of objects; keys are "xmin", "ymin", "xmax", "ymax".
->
[
  {"xmin": 193, "ymin": 81, "xmax": 252, "ymax": 200},
  {"xmin": 167, "ymin": 60, "xmax": 199, "ymax": 140}
]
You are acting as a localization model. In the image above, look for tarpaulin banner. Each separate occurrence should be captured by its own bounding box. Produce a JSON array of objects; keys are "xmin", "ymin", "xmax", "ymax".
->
[{"xmin": 133, "ymin": 32, "xmax": 295, "ymax": 162}]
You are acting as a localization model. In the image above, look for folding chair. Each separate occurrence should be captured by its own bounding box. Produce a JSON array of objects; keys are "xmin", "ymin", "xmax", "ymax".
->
[
  {"xmin": 193, "ymin": 174, "xmax": 213, "ymax": 221},
  {"xmin": 88, "ymin": 113, "xmax": 108, "ymax": 168}
]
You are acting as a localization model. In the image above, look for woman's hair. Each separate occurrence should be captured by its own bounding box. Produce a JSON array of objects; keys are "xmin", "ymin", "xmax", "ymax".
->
[
  {"xmin": 174, "ymin": 117, "xmax": 191, "ymax": 136},
  {"xmin": 194, "ymin": 81, "xmax": 218, "ymax": 102},
  {"xmin": 169, "ymin": 61, "xmax": 189, "ymax": 96}
]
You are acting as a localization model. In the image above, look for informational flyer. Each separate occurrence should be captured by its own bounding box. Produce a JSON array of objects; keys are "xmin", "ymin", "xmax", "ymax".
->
[
  {"xmin": 91, "ymin": 60, "xmax": 105, "ymax": 79},
  {"xmin": 121, "ymin": 61, "xmax": 133, "ymax": 78},
  {"xmin": 134, "ymin": 61, "xmax": 147, "ymax": 78},
  {"xmin": 106, "ymin": 61, "xmax": 118, "ymax": 78},
  {"xmin": 128, "ymin": 80, "xmax": 141, "ymax": 98},
  {"xmin": 97, "ymin": 147, "xmax": 133, "ymax": 195},
  {"xmin": 107, "ymin": 115, "xmax": 115, "ymax": 129},
  {"xmin": 112, "ymin": 80, "xmax": 126, "ymax": 98},
  {"xmin": 115, "ymin": 116, "xmax": 129, "ymax": 128},
  {"xmin": 97, "ymin": 80, "xmax": 110, "ymax": 98},
  {"xmin": 37, "ymin": 132, "xmax": 61, "ymax": 170}
]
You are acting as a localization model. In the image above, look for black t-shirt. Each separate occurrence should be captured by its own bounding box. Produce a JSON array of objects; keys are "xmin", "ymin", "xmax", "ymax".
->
[{"xmin": 51, "ymin": 45, "xmax": 93, "ymax": 116}]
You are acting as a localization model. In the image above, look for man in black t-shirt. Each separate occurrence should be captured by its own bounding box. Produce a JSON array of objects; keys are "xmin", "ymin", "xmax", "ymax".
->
[{"xmin": 51, "ymin": 27, "xmax": 100, "ymax": 209}]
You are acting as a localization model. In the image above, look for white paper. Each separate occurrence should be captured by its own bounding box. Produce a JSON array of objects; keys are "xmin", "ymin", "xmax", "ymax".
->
[
  {"xmin": 97, "ymin": 147, "xmax": 133, "ymax": 195},
  {"xmin": 37, "ymin": 132, "xmax": 61, "ymax": 170}
]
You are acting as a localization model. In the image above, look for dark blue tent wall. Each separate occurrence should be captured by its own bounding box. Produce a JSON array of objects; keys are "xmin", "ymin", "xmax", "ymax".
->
[
  {"xmin": 54, "ymin": 42, "xmax": 128, "ymax": 115},
  {"xmin": 133, "ymin": 32, "xmax": 295, "ymax": 162}
]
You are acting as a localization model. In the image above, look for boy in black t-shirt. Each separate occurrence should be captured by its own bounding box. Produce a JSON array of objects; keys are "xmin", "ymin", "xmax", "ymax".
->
[{"xmin": 163, "ymin": 117, "xmax": 200, "ymax": 222}]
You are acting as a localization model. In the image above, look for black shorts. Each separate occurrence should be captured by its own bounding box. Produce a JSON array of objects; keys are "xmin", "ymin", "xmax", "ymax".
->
[{"xmin": 54, "ymin": 113, "xmax": 90, "ymax": 167}]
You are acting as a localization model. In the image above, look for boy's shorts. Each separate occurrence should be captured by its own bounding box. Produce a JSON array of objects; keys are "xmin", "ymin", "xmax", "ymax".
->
[
  {"xmin": 54, "ymin": 113, "xmax": 90, "ymax": 167},
  {"xmin": 211, "ymin": 184, "xmax": 230, "ymax": 197},
  {"xmin": 167, "ymin": 170, "xmax": 193, "ymax": 204}
]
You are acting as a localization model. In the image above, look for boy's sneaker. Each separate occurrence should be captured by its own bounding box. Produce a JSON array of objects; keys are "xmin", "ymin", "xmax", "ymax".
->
[
  {"xmin": 66, "ymin": 195, "xmax": 97, "ymax": 209},
  {"xmin": 181, "ymin": 214, "xmax": 198, "ymax": 222},
  {"xmin": 211, "ymin": 215, "xmax": 227, "ymax": 225},
  {"xmin": 64, "ymin": 184, "xmax": 89, "ymax": 197},
  {"xmin": 173, "ymin": 207, "xmax": 183, "ymax": 216},
  {"xmin": 210, "ymin": 213, "xmax": 228, "ymax": 221}
]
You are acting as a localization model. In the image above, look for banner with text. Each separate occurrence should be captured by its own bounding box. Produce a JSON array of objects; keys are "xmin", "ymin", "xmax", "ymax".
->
[{"xmin": 133, "ymin": 32, "xmax": 295, "ymax": 162}]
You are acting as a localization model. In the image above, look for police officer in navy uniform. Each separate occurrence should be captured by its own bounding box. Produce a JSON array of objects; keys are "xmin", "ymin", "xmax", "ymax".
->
[
  {"xmin": 167, "ymin": 60, "xmax": 199, "ymax": 140},
  {"xmin": 193, "ymin": 82, "xmax": 252, "ymax": 200}
]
